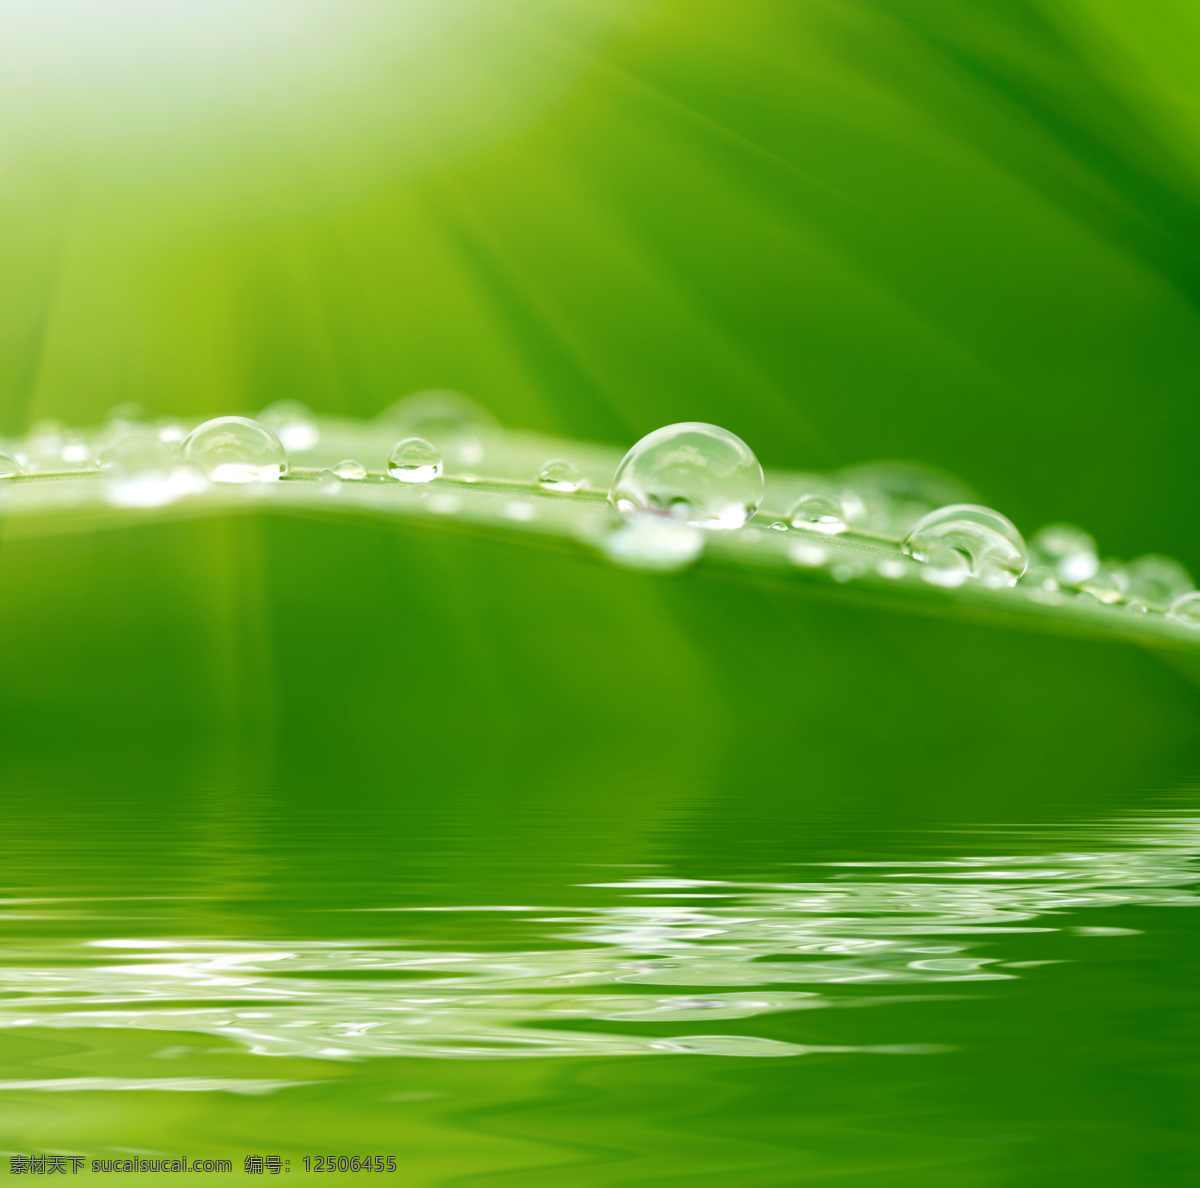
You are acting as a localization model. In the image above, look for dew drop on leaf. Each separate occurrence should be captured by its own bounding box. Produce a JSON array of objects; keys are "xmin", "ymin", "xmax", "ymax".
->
[
  {"xmin": 538, "ymin": 459, "xmax": 584, "ymax": 492},
  {"xmin": 180, "ymin": 417, "xmax": 287, "ymax": 484},
  {"xmin": 608, "ymin": 422, "xmax": 763, "ymax": 530},
  {"xmin": 903, "ymin": 504, "xmax": 1028, "ymax": 587},
  {"xmin": 387, "ymin": 437, "xmax": 442, "ymax": 484},
  {"xmin": 332, "ymin": 459, "xmax": 367, "ymax": 480}
]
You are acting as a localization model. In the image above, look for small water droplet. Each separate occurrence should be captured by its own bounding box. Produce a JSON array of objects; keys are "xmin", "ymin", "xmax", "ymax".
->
[
  {"xmin": 1167, "ymin": 592, "xmax": 1200, "ymax": 627},
  {"xmin": 260, "ymin": 400, "xmax": 319, "ymax": 452},
  {"xmin": 0, "ymin": 452, "xmax": 23, "ymax": 477},
  {"xmin": 788, "ymin": 542, "xmax": 828, "ymax": 568},
  {"xmin": 379, "ymin": 390, "xmax": 494, "ymax": 467},
  {"xmin": 789, "ymin": 493, "xmax": 846, "ymax": 535},
  {"xmin": 504, "ymin": 500, "xmax": 536, "ymax": 522},
  {"xmin": 768, "ymin": 521, "xmax": 788, "ymax": 532},
  {"xmin": 1121, "ymin": 555, "xmax": 1193, "ymax": 609},
  {"xmin": 1125, "ymin": 600, "xmax": 1149, "ymax": 615},
  {"xmin": 902, "ymin": 504, "xmax": 1027, "ymax": 587},
  {"xmin": 157, "ymin": 420, "xmax": 188, "ymax": 445},
  {"xmin": 387, "ymin": 437, "xmax": 442, "ymax": 483},
  {"xmin": 180, "ymin": 417, "xmax": 287, "ymax": 483},
  {"xmin": 537, "ymin": 459, "xmax": 584, "ymax": 492},
  {"xmin": 99, "ymin": 433, "xmax": 178, "ymax": 507},
  {"xmin": 600, "ymin": 514, "xmax": 704, "ymax": 572},
  {"xmin": 332, "ymin": 459, "xmax": 367, "ymax": 480},
  {"xmin": 316, "ymin": 469, "xmax": 342, "ymax": 494},
  {"xmin": 609, "ymin": 422, "xmax": 763, "ymax": 530},
  {"xmin": 1029, "ymin": 524, "xmax": 1098, "ymax": 583}
]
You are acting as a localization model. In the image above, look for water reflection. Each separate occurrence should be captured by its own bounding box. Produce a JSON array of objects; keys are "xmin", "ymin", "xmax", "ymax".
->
[{"xmin": 0, "ymin": 820, "xmax": 1196, "ymax": 1074}]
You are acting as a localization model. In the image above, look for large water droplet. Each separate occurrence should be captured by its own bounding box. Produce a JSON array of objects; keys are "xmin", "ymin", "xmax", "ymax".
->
[
  {"xmin": 1029, "ymin": 524, "xmax": 1099, "ymax": 583},
  {"xmin": 180, "ymin": 417, "xmax": 287, "ymax": 483},
  {"xmin": 600, "ymin": 513, "xmax": 705, "ymax": 572},
  {"xmin": 260, "ymin": 400, "xmax": 319, "ymax": 452},
  {"xmin": 387, "ymin": 437, "xmax": 442, "ymax": 483},
  {"xmin": 538, "ymin": 459, "xmax": 584, "ymax": 492},
  {"xmin": 1121, "ymin": 555, "xmax": 1193, "ymax": 609},
  {"xmin": 902, "ymin": 504, "xmax": 1027, "ymax": 587},
  {"xmin": 332, "ymin": 459, "xmax": 367, "ymax": 480},
  {"xmin": 379, "ymin": 390, "xmax": 495, "ymax": 468},
  {"xmin": 1167, "ymin": 592, "xmax": 1200, "ymax": 627},
  {"xmin": 609, "ymin": 423, "xmax": 763, "ymax": 530},
  {"xmin": 98, "ymin": 433, "xmax": 178, "ymax": 507},
  {"xmin": 0, "ymin": 452, "xmax": 23, "ymax": 477}
]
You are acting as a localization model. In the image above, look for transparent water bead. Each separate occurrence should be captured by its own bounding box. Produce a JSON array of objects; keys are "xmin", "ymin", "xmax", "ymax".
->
[
  {"xmin": 180, "ymin": 417, "xmax": 287, "ymax": 483},
  {"xmin": 600, "ymin": 514, "xmax": 704, "ymax": 573},
  {"xmin": 1121, "ymin": 555, "xmax": 1193, "ymax": 609},
  {"xmin": 260, "ymin": 400, "xmax": 319, "ymax": 452},
  {"xmin": 98, "ymin": 433, "xmax": 178, "ymax": 508},
  {"xmin": 538, "ymin": 459, "xmax": 584, "ymax": 492},
  {"xmin": 609, "ymin": 422, "xmax": 763, "ymax": 530},
  {"xmin": 789, "ymin": 490, "xmax": 863, "ymax": 536},
  {"xmin": 387, "ymin": 437, "xmax": 442, "ymax": 483},
  {"xmin": 332, "ymin": 459, "xmax": 367, "ymax": 480},
  {"xmin": 0, "ymin": 452, "xmax": 22, "ymax": 477},
  {"xmin": 903, "ymin": 504, "xmax": 1027, "ymax": 587},
  {"xmin": 919, "ymin": 544, "xmax": 971, "ymax": 588},
  {"xmin": 379, "ymin": 390, "xmax": 495, "ymax": 467},
  {"xmin": 1167, "ymin": 592, "xmax": 1200, "ymax": 627},
  {"xmin": 316, "ymin": 469, "xmax": 342, "ymax": 494},
  {"xmin": 1029, "ymin": 523, "xmax": 1099, "ymax": 583}
]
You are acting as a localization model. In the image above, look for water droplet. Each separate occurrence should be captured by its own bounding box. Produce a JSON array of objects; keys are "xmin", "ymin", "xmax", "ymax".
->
[
  {"xmin": 180, "ymin": 417, "xmax": 287, "ymax": 483},
  {"xmin": 537, "ymin": 459, "xmax": 584, "ymax": 492},
  {"xmin": 260, "ymin": 400, "xmax": 319, "ymax": 452},
  {"xmin": 0, "ymin": 452, "xmax": 23, "ymax": 477},
  {"xmin": 788, "ymin": 542, "xmax": 828, "ymax": 568},
  {"xmin": 1167, "ymin": 592, "xmax": 1200, "ymax": 627},
  {"xmin": 876, "ymin": 559, "xmax": 908, "ymax": 579},
  {"xmin": 1121, "ymin": 555, "xmax": 1193, "ymax": 609},
  {"xmin": 332, "ymin": 459, "xmax": 367, "ymax": 480},
  {"xmin": 379, "ymin": 390, "xmax": 494, "ymax": 467},
  {"xmin": 902, "ymin": 504, "xmax": 1027, "ymax": 587},
  {"xmin": 157, "ymin": 420, "xmax": 188, "ymax": 445},
  {"xmin": 1125, "ymin": 600, "xmax": 1149, "ymax": 615},
  {"xmin": 99, "ymin": 433, "xmax": 179, "ymax": 507},
  {"xmin": 768, "ymin": 521, "xmax": 789, "ymax": 532},
  {"xmin": 1029, "ymin": 523, "xmax": 1098, "ymax": 583},
  {"xmin": 789, "ymin": 490, "xmax": 863, "ymax": 535},
  {"xmin": 60, "ymin": 434, "xmax": 92, "ymax": 466},
  {"xmin": 387, "ymin": 437, "xmax": 442, "ymax": 483},
  {"xmin": 609, "ymin": 422, "xmax": 763, "ymax": 530},
  {"xmin": 316, "ymin": 469, "xmax": 342, "ymax": 494},
  {"xmin": 600, "ymin": 514, "xmax": 704, "ymax": 573},
  {"xmin": 503, "ymin": 500, "xmax": 536, "ymax": 522}
]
